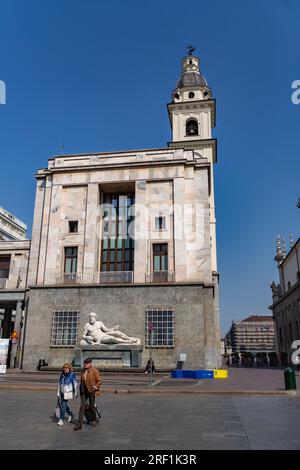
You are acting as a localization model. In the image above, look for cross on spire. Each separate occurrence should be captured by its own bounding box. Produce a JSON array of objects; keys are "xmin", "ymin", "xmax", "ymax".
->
[{"xmin": 186, "ymin": 44, "xmax": 196, "ymax": 56}]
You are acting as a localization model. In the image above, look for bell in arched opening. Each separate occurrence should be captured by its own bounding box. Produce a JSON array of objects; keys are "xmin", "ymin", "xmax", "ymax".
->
[{"xmin": 186, "ymin": 119, "xmax": 198, "ymax": 136}]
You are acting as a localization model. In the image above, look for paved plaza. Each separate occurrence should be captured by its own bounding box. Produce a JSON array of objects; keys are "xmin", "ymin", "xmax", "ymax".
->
[
  {"xmin": 0, "ymin": 367, "xmax": 300, "ymax": 394},
  {"xmin": 1, "ymin": 389, "xmax": 300, "ymax": 450}
]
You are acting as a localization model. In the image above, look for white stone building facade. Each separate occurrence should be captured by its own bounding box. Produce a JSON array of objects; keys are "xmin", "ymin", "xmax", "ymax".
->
[
  {"xmin": 271, "ymin": 236, "xmax": 300, "ymax": 362},
  {"xmin": 1, "ymin": 52, "xmax": 221, "ymax": 370},
  {"xmin": 0, "ymin": 207, "xmax": 27, "ymax": 241},
  {"xmin": 0, "ymin": 207, "xmax": 29, "ymax": 368}
]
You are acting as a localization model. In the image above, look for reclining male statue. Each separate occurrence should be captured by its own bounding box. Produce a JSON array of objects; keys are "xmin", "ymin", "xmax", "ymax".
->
[{"xmin": 80, "ymin": 312, "xmax": 141, "ymax": 346}]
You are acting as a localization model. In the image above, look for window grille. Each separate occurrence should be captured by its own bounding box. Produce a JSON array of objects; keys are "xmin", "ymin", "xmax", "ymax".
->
[
  {"xmin": 145, "ymin": 308, "xmax": 174, "ymax": 348},
  {"xmin": 51, "ymin": 309, "xmax": 80, "ymax": 347}
]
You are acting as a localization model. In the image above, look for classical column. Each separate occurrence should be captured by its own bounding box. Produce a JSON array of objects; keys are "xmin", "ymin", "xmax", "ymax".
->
[
  {"xmin": 82, "ymin": 183, "xmax": 99, "ymax": 283},
  {"xmin": 134, "ymin": 180, "xmax": 147, "ymax": 282},
  {"xmin": 10, "ymin": 301, "xmax": 22, "ymax": 369},
  {"xmin": 1, "ymin": 308, "xmax": 12, "ymax": 338}
]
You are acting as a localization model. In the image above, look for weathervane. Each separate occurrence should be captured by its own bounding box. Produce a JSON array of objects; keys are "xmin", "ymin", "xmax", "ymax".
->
[{"xmin": 186, "ymin": 44, "xmax": 196, "ymax": 56}]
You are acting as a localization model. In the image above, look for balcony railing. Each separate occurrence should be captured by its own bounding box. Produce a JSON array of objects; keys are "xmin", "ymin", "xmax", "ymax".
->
[
  {"xmin": 95, "ymin": 271, "xmax": 133, "ymax": 284},
  {"xmin": 54, "ymin": 271, "xmax": 176, "ymax": 285},
  {"xmin": 56, "ymin": 273, "xmax": 82, "ymax": 284},
  {"xmin": 0, "ymin": 278, "xmax": 8, "ymax": 289},
  {"xmin": 145, "ymin": 271, "xmax": 175, "ymax": 283},
  {"xmin": 0, "ymin": 270, "xmax": 9, "ymax": 278}
]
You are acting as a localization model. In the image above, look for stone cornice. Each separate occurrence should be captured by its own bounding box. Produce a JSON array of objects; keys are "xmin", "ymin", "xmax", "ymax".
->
[
  {"xmin": 168, "ymin": 138, "xmax": 217, "ymax": 163},
  {"xmin": 0, "ymin": 240, "xmax": 31, "ymax": 251},
  {"xmin": 49, "ymin": 146, "xmax": 176, "ymax": 160},
  {"xmin": 35, "ymin": 156, "xmax": 210, "ymax": 178},
  {"xmin": 167, "ymin": 99, "xmax": 216, "ymax": 128},
  {"xmin": 28, "ymin": 282, "xmax": 215, "ymax": 289}
]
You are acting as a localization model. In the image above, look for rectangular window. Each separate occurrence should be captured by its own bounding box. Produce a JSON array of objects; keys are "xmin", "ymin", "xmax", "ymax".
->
[
  {"xmin": 0, "ymin": 255, "xmax": 10, "ymax": 279},
  {"xmin": 155, "ymin": 216, "xmax": 166, "ymax": 230},
  {"xmin": 68, "ymin": 221, "xmax": 78, "ymax": 233},
  {"xmin": 64, "ymin": 247, "xmax": 78, "ymax": 273},
  {"xmin": 64, "ymin": 247, "xmax": 78, "ymax": 282},
  {"xmin": 153, "ymin": 243, "xmax": 168, "ymax": 271},
  {"xmin": 145, "ymin": 308, "xmax": 174, "ymax": 348},
  {"xmin": 51, "ymin": 310, "xmax": 80, "ymax": 347},
  {"xmin": 101, "ymin": 193, "xmax": 134, "ymax": 273},
  {"xmin": 152, "ymin": 244, "xmax": 168, "ymax": 282}
]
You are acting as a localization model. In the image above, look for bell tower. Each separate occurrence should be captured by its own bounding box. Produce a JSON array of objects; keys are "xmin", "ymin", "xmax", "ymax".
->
[
  {"xmin": 167, "ymin": 47, "xmax": 216, "ymax": 163},
  {"xmin": 167, "ymin": 47, "xmax": 218, "ymax": 274}
]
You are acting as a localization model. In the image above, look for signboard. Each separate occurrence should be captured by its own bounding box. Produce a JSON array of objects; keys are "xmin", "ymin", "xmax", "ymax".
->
[{"xmin": 0, "ymin": 339, "xmax": 9, "ymax": 374}]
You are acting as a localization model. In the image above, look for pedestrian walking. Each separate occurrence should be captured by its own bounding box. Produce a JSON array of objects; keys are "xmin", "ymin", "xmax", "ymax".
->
[
  {"xmin": 74, "ymin": 357, "xmax": 101, "ymax": 431},
  {"xmin": 144, "ymin": 358, "xmax": 156, "ymax": 374},
  {"xmin": 56, "ymin": 363, "xmax": 78, "ymax": 426}
]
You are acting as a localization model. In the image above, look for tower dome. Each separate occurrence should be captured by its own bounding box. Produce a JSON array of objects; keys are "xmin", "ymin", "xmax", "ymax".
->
[
  {"xmin": 172, "ymin": 50, "xmax": 211, "ymax": 103},
  {"xmin": 176, "ymin": 55, "xmax": 207, "ymax": 89}
]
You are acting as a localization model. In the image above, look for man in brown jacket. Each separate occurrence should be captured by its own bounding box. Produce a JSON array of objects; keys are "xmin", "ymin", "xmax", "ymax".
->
[{"xmin": 74, "ymin": 357, "xmax": 101, "ymax": 431}]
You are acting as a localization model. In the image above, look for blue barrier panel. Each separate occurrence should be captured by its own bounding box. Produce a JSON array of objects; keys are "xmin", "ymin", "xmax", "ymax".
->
[
  {"xmin": 171, "ymin": 370, "xmax": 214, "ymax": 379},
  {"xmin": 198, "ymin": 370, "xmax": 213, "ymax": 379},
  {"xmin": 171, "ymin": 370, "xmax": 184, "ymax": 378},
  {"xmin": 182, "ymin": 370, "xmax": 194, "ymax": 378}
]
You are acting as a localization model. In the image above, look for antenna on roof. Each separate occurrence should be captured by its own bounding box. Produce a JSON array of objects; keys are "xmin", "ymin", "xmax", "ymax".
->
[{"xmin": 60, "ymin": 144, "xmax": 65, "ymax": 155}]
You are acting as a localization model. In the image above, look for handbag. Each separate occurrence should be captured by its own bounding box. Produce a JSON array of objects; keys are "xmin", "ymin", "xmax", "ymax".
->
[
  {"xmin": 84, "ymin": 403, "xmax": 101, "ymax": 423},
  {"xmin": 55, "ymin": 398, "xmax": 61, "ymax": 419},
  {"xmin": 63, "ymin": 390, "xmax": 73, "ymax": 400},
  {"xmin": 84, "ymin": 403, "xmax": 97, "ymax": 423}
]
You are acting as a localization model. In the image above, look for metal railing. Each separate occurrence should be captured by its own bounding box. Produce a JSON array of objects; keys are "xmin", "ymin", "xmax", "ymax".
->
[
  {"xmin": 145, "ymin": 271, "xmax": 175, "ymax": 283},
  {"xmin": 95, "ymin": 271, "xmax": 133, "ymax": 284},
  {"xmin": 54, "ymin": 271, "xmax": 176, "ymax": 285},
  {"xmin": 0, "ymin": 278, "xmax": 8, "ymax": 289},
  {"xmin": 56, "ymin": 273, "xmax": 82, "ymax": 284},
  {"xmin": 0, "ymin": 270, "xmax": 9, "ymax": 278}
]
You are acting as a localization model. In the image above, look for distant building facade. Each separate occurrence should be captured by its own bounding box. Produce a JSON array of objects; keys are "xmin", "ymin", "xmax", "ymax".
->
[
  {"xmin": 270, "ymin": 236, "xmax": 300, "ymax": 361},
  {"xmin": 0, "ymin": 207, "xmax": 29, "ymax": 368},
  {"xmin": 224, "ymin": 331, "xmax": 232, "ymax": 354},
  {"xmin": 227, "ymin": 315, "xmax": 276, "ymax": 353},
  {"xmin": 0, "ymin": 207, "xmax": 27, "ymax": 241}
]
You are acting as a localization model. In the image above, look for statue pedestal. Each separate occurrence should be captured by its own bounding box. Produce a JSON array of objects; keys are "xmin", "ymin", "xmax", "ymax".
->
[{"xmin": 74, "ymin": 344, "xmax": 143, "ymax": 368}]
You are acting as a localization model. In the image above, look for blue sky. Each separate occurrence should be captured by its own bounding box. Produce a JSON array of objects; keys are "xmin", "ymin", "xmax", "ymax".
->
[{"xmin": 0, "ymin": 0, "xmax": 299, "ymax": 334}]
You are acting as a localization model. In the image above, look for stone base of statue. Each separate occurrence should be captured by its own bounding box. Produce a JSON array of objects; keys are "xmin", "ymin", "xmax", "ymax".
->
[{"xmin": 74, "ymin": 344, "xmax": 143, "ymax": 368}]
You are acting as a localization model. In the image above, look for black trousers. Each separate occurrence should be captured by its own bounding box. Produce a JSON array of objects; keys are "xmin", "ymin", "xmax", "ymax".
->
[{"xmin": 78, "ymin": 388, "xmax": 95, "ymax": 425}]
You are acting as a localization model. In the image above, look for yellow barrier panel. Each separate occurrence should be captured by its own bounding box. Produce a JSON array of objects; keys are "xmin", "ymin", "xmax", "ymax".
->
[{"xmin": 213, "ymin": 369, "xmax": 228, "ymax": 379}]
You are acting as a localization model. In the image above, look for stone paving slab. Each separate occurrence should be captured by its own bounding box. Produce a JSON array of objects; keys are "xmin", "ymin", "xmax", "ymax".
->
[{"xmin": 2, "ymin": 391, "xmax": 299, "ymax": 450}]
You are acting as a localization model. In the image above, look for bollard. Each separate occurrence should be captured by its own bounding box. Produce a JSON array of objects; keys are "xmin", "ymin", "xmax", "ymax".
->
[{"xmin": 284, "ymin": 367, "xmax": 296, "ymax": 390}]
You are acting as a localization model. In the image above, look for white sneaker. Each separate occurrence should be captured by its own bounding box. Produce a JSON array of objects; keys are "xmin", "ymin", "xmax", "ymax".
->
[
  {"xmin": 67, "ymin": 415, "xmax": 73, "ymax": 423},
  {"xmin": 57, "ymin": 419, "xmax": 63, "ymax": 426}
]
